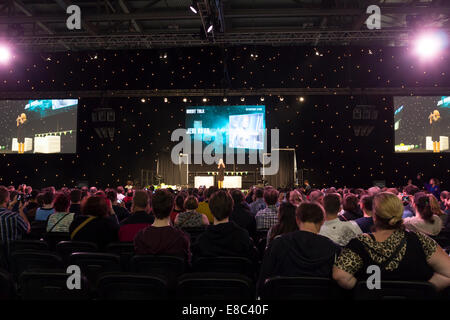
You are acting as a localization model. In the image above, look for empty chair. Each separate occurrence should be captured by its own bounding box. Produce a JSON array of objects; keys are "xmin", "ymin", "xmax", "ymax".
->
[
  {"xmin": 261, "ymin": 277, "xmax": 343, "ymax": 300},
  {"xmin": 56, "ymin": 241, "xmax": 98, "ymax": 262},
  {"xmin": 106, "ymin": 242, "xmax": 135, "ymax": 271},
  {"xmin": 9, "ymin": 251, "xmax": 64, "ymax": 278},
  {"xmin": 97, "ymin": 273, "xmax": 168, "ymax": 300},
  {"xmin": 176, "ymin": 273, "xmax": 254, "ymax": 300},
  {"xmin": 43, "ymin": 232, "xmax": 70, "ymax": 251},
  {"xmin": 0, "ymin": 269, "xmax": 14, "ymax": 299},
  {"xmin": 354, "ymin": 281, "xmax": 438, "ymax": 300},
  {"xmin": 19, "ymin": 271, "xmax": 90, "ymax": 300},
  {"xmin": 130, "ymin": 255, "xmax": 185, "ymax": 289},
  {"xmin": 192, "ymin": 256, "xmax": 255, "ymax": 279},
  {"xmin": 69, "ymin": 252, "xmax": 121, "ymax": 283},
  {"xmin": 10, "ymin": 240, "xmax": 49, "ymax": 252}
]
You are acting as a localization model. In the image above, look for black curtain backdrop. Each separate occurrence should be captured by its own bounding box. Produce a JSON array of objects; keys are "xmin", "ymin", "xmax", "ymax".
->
[{"xmin": 264, "ymin": 150, "xmax": 296, "ymax": 188}]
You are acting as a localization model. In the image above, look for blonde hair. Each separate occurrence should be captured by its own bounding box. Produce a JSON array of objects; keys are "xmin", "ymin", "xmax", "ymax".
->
[
  {"xmin": 21, "ymin": 113, "xmax": 27, "ymax": 120},
  {"xmin": 373, "ymin": 192, "xmax": 403, "ymax": 229},
  {"xmin": 429, "ymin": 194, "xmax": 444, "ymax": 216}
]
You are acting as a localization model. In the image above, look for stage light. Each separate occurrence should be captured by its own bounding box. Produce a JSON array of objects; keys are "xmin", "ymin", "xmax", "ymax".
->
[
  {"xmin": 189, "ymin": 5, "xmax": 197, "ymax": 14},
  {"xmin": 260, "ymin": 96, "xmax": 265, "ymax": 102},
  {"xmin": 0, "ymin": 45, "xmax": 11, "ymax": 64},
  {"xmin": 299, "ymin": 96, "xmax": 305, "ymax": 102},
  {"xmin": 279, "ymin": 96, "xmax": 284, "ymax": 102},
  {"xmin": 207, "ymin": 22, "xmax": 214, "ymax": 33},
  {"xmin": 164, "ymin": 97, "xmax": 168, "ymax": 103},
  {"xmin": 202, "ymin": 97, "xmax": 208, "ymax": 102},
  {"xmin": 240, "ymin": 97, "xmax": 245, "ymax": 102},
  {"xmin": 182, "ymin": 98, "xmax": 187, "ymax": 103},
  {"xmin": 413, "ymin": 31, "xmax": 447, "ymax": 60},
  {"xmin": 223, "ymin": 97, "xmax": 228, "ymax": 102},
  {"xmin": 140, "ymin": 98, "xmax": 146, "ymax": 103}
]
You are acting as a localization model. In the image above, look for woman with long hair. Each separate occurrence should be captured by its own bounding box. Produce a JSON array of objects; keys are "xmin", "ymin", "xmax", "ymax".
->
[
  {"xmin": 16, "ymin": 113, "xmax": 27, "ymax": 154},
  {"xmin": 404, "ymin": 193, "xmax": 443, "ymax": 236},
  {"xmin": 429, "ymin": 109, "xmax": 442, "ymax": 152},
  {"xmin": 267, "ymin": 201, "xmax": 298, "ymax": 246},
  {"xmin": 217, "ymin": 158, "xmax": 225, "ymax": 189}
]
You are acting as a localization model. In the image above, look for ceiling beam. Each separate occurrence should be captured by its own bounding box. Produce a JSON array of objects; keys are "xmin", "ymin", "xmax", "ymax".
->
[{"xmin": 118, "ymin": 0, "xmax": 143, "ymax": 33}]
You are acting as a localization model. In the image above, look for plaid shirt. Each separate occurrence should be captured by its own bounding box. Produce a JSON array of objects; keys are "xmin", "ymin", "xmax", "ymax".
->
[
  {"xmin": 255, "ymin": 205, "xmax": 278, "ymax": 231},
  {"xmin": 0, "ymin": 208, "xmax": 28, "ymax": 251}
]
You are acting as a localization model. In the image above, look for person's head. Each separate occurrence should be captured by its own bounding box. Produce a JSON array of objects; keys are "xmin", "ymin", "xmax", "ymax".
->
[
  {"xmin": 386, "ymin": 188, "xmax": 399, "ymax": 196},
  {"xmin": 429, "ymin": 178, "xmax": 439, "ymax": 186},
  {"xmin": 304, "ymin": 180, "xmax": 309, "ymax": 186},
  {"xmin": 254, "ymin": 188, "xmax": 264, "ymax": 200},
  {"xmin": 89, "ymin": 186, "xmax": 98, "ymax": 194},
  {"xmin": 414, "ymin": 193, "xmax": 436, "ymax": 223},
  {"xmin": 53, "ymin": 193, "xmax": 70, "ymax": 213},
  {"xmin": 174, "ymin": 194, "xmax": 186, "ymax": 211},
  {"xmin": 21, "ymin": 113, "xmax": 27, "ymax": 121},
  {"xmin": 295, "ymin": 202, "xmax": 326, "ymax": 233},
  {"xmin": 184, "ymin": 195, "xmax": 199, "ymax": 211},
  {"xmin": 309, "ymin": 190, "xmax": 324, "ymax": 205},
  {"xmin": 373, "ymin": 192, "xmax": 403, "ymax": 230},
  {"xmin": 367, "ymin": 186, "xmax": 381, "ymax": 196},
  {"xmin": 270, "ymin": 201, "xmax": 298, "ymax": 241},
  {"xmin": 132, "ymin": 190, "xmax": 149, "ymax": 212},
  {"xmin": 206, "ymin": 186, "xmax": 218, "ymax": 200},
  {"xmin": 117, "ymin": 186, "xmax": 124, "ymax": 195},
  {"xmin": 218, "ymin": 158, "xmax": 224, "ymax": 166},
  {"xmin": 343, "ymin": 194, "xmax": 359, "ymax": 213},
  {"xmin": 106, "ymin": 189, "xmax": 118, "ymax": 204},
  {"xmin": 69, "ymin": 189, "xmax": 82, "ymax": 204},
  {"xmin": 440, "ymin": 191, "xmax": 449, "ymax": 203},
  {"xmin": 403, "ymin": 184, "xmax": 419, "ymax": 196},
  {"xmin": 81, "ymin": 196, "xmax": 109, "ymax": 217},
  {"xmin": 0, "ymin": 186, "xmax": 9, "ymax": 206},
  {"xmin": 264, "ymin": 188, "xmax": 279, "ymax": 206},
  {"xmin": 323, "ymin": 193, "xmax": 341, "ymax": 216},
  {"xmin": 42, "ymin": 190, "xmax": 54, "ymax": 206},
  {"xmin": 152, "ymin": 189, "xmax": 174, "ymax": 220},
  {"xmin": 360, "ymin": 195, "xmax": 374, "ymax": 216},
  {"xmin": 209, "ymin": 190, "xmax": 233, "ymax": 222},
  {"xmin": 230, "ymin": 189, "xmax": 244, "ymax": 206},
  {"xmin": 29, "ymin": 189, "xmax": 39, "ymax": 201},
  {"xmin": 289, "ymin": 190, "xmax": 302, "ymax": 207},
  {"xmin": 433, "ymin": 109, "xmax": 440, "ymax": 117}
]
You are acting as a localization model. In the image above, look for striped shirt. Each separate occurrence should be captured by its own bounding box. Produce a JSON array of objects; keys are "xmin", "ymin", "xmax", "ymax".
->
[
  {"xmin": 255, "ymin": 205, "xmax": 278, "ymax": 231},
  {"xmin": 0, "ymin": 208, "xmax": 28, "ymax": 251}
]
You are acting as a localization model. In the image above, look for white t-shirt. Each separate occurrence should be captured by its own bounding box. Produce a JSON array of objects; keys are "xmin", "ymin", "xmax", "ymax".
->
[
  {"xmin": 319, "ymin": 218, "xmax": 362, "ymax": 246},
  {"xmin": 117, "ymin": 193, "xmax": 125, "ymax": 201}
]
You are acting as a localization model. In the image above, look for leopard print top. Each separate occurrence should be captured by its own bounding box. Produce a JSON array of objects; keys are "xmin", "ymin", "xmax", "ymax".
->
[{"xmin": 334, "ymin": 229, "xmax": 437, "ymax": 275}]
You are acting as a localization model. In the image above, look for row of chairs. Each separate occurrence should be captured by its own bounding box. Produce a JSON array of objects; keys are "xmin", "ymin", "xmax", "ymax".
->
[{"xmin": 1, "ymin": 268, "xmax": 447, "ymax": 300}]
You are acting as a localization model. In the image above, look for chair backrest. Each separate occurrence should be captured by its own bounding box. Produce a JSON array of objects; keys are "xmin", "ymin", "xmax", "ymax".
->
[
  {"xmin": 130, "ymin": 255, "xmax": 185, "ymax": 289},
  {"xmin": 193, "ymin": 256, "xmax": 255, "ymax": 278},
  {"xmin": 25, "ymin": 221, "xmax": 47, "ymax": 240},
  {"xmin": 354, "ymin": 281, "xmax": 438, "ymax": 300},
  {"xmin": 176, "ymin": 272, "xmax": 254, "ymax": 300},
  {"xmin": 19, "ymin": 271, "xmax": 90, "ymax": 300},
  {"xmin": 69, "ymin": 252, "xmax": 121, "ymax": 283},
  {"xmin": 43, "ymin": 232, "xmax": 70, "ymax": 251},
  {"xmin": 105, "ymin": 242, "xmax": 135, "ymax": 271},
  {"xmin": 9, "ymin": 251, "xmax": 64, "ymax": 278},
  {"xmin": 0, "ymin": 269, "xmax": 14, "ymax": 299},
  {"xmin": 97, "ymin": 273, "xmax": 168, "ymax": 300},
  {"xmin": 10, "ymin": 240, "xmax": 49, "ymax": 252},
  {"xmin": 261, "ymin": 276, "xmax": 342, "ymax": 300},
  {"xmin": 180, "ymin": 227, "xmax": 206, "ymax": 243},
  {"xmin": 56, "ymin": 241, "xmax": 98, "ymax": 262}
]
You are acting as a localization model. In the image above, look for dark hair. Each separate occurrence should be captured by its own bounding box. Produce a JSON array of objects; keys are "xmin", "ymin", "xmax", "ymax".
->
[
  {"xmin": 206, "ymin": 186, "xmax": 218, "ymax": 199},
  {"xmin": 184, "ymin": 195, "xmax": 199, "ymax": 210},
  {"xmin": 323, "ymin": 193, "xmax": 341, "ymax": 215},
  {"xmin": 0, "ymin": 186, "xmax": 9, "ymax": 204},
  {"xmin": 117, "ymin": 186, "xmax": 124, "ymax": 194},
  {"xmin": 403, "ymin": 184, "xmax": 419, "ymax": 196},
  {"xmin": 69, "ymin": 189, "xmax": 81, "ymax": 203},
  {"xmin": 81, "ymin": 196, "xmax": 109, "ymax": 217},
  {"xmin": 30, "ymin": 189, "xmax": 39, "ymax": 200},
  {"xmin": 230, "ymin": 189, "xmax": 244, "ymax": 205},
  {"xmin": 264, "ymin": 188, "xmax": 279, "ymax": 206},
  {"xmin": 42, "ymin": 190, "xmax": 54, "ymax": 205},
  {"xmin": 209, "ymin": 190, "xmax": 233, "ymax": 221},
  {"xmin": 133, "ymin": 190, "xmax": 149, "ymax": 209},
  {"xmin": 53, "ymin": 193, "xmax": 70, "ymax": 212},
  {"xmin": 360, "ymin": 195, "xmax": 373, "ymax": 212},
  {"xmin": 309, "ymin": 190, "xmax": 324, "ymax": 204},
  {"xmin": 174, "ymin": 194, "xmax": 186, "ymax": 211},
  {"xmin": 106, "ymin": 189, "xmax": 117, "ymax": 202},
  {"xmin": 152, "ymin": 189, "xmax": 174, "ymax": 219},
  {"xmin": 343, "ymin": 193, "xmax": 358, "ymax": 213},
  {"xmin": 415, "ymin": 194, "xmax": 434, "ymax": 223},
  {"xmin": 255, "ymin": 188, "xmax": 264, "ymax": 199},
  {"xmin": 295, "ymin": 202, "xmax": 325, "ymax": 224},
  {"xmin": 269, "ymin": 202, "xmax": 298, "ymax": 243}
]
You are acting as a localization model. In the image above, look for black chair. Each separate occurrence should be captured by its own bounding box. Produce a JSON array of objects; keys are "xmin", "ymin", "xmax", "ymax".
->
[
  {"xmin": 69, "ymin": 252, "xmax": 121, "ymax": 283},
  {"xmin": 10, "ymin": 240, "xmax": 49, "ymax": 253},
  {"xmin": 105, "ymin": 242, "xmax": 135, "ymax": 271},
  {"xmin": 130, "ymin": 255, "xmax": 185, "ymax": 290},
  {"xmin": 24, "ymin": 221, "xmax": 47, "ymax": 240},
  {"xmin": 261, "ymin": 276, "xmax": 344, "ymax": 300},
  {"xmin": 19, "ymin": 271, "xmax": 90, "ymax": 300},
  {"xmin": 56, "ymin": 241, "xmax": 98, "ymax": 262},
  {"xmin": 431, "ymin": 234, "xmax": 450, "ymax": 248},
  {"xmin": 354, "ymin": 281, "xmax": 438, "ymax": 300},
  {"xmin": 192, "ymin": 256, "xmax": 255, "ymax": 279},
  {"xmin": 43, "ymin": 232, "xmax": 70, "ymax": 251},
  {"xmin": 0, "ymin": 269, "xmax": 14, "ymax": 299},
  {"xmin": 97, "ymin": 273, "xmax": 168, "ymax": 300},
  {"xmin": 9, "ymin": 251, "xmax": 64, "ymax": 278},
  {"xmin": 257, "ymin": 238, "xmax": 267, "ymax": 260},
  {"xmin": 176, "ymin": 273, "xmax": 254, "ymax": 300}
]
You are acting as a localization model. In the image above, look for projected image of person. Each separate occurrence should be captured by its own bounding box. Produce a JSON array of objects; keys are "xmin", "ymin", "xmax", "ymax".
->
[
  {"xmin": 429, "ymin": 109, "xmax": 442, "ymax": 152},
  {"xmin": 16, "ymin": 113, "xmax": 27, "ymax": 154}
]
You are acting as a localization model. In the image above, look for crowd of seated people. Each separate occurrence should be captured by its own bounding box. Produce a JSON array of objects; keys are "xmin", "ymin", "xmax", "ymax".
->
[{"xmin": 0, "ymin": 180, "xmax": 449, "ymax": 297}]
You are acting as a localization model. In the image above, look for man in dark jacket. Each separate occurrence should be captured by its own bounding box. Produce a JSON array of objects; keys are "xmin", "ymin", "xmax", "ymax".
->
[
  {"xmin": 257, "ymin": 202, "xmax": 341, "ymax": 295},
  {"xmin": 192, "ymin": 190, "xmax": 258, "ymax": 263},
  {"xmin": 229, "ymin": 189, "xmax": 256, "ymax": 239}
]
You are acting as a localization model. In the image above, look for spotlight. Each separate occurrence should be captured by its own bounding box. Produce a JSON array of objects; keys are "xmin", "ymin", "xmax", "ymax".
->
[
  {"xmin": 140, "ymin": 98, "xmax": 146, "ymax": 103},
  {"xmin": 413, "ymin": 30, "xmax": 447, "ymax": 60},
  {"xmin": 223, "ymin": 97, "xmax": 228, "ymax": 102},
  {"xmin": 183, "ymin": 98, "xmax": 188, "ymax": 103},
  {"xmin": 279, "ymin": 96, "xmax": 284, "ymax": 102},
  {"xmin": 240, "ymin": 97, "xmax": 245, "ymax": 102},
  {"xmin": 0, "ymin": 45, "xmax": 11, "ymax": 65},
  {"xmin": 164, "ymin": 97, "xmax": 168, "ymax": 103},
  {"xmin": 202, "ymin": 97, "xmax": 208, "ymax": 103},
  {"xmin": 159, "ymin": 52, "xmax": 168, "ymax": 60},
  {"xmin": 299, "ymin": 96, "xmax": 305, "ymax": 102},
  {"xmin": 207, "ymin": 24, "xmax": 214, "ymax": 33},
  {"xmin": 251, "ymin": 53, "xmax": 259, "ymax": 60},
  {"xmin": 260, "ymin": 96, "xmax": 265, "ymax": 102},
  {"xmin": 189, "ymin": 4, "xmax": 198, "ymax": 14}
]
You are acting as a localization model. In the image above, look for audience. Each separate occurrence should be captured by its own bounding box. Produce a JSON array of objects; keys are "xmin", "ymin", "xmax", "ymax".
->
[
  {"xmin": 339, "ymin": 193, "xmax": 363, "ymax": 221},
  {"xmin": 134, "ymin": 189, "xmax": 190, "ymax": 262},
  {"xmin": 46, "ymin": 193, "xmax": 75, "ymax": 233},
  {"xmin": 196, "ymin": 186, "xmax": 217, "ymax": 223},
  {"xmin": 319, "ymin": 193, "xmax": 361, "ymax": 246},
  {"xmin": 192, "ymin": 190, "xmax": 258, "ymax": 262},
  {"xmin": 69, "ymin": 189, "xmax": 82, "ymax": 216},
  {"xmin": 119, "ymin": 190, "xmax": 154, "ymax": 242},
  {"xmin": 107, "ymin": 189, "xmax": 130, "ymax": 222},
  {"xmin": 255, "ymin": 188, "xmax": 279, "ymax": 231},
  {"xmin": 333, "ymin": 192, "xmax": 450, "ymax": 291},
  {"xmin": 354, "ymin": 195, "xmax": 374, "ymax": 233},
  {"xmin": 69, "ymin": 195, "xmax": 119, "ymax": 249},
  {"xmin": 258, "ymin": 202, "xmax": 341, "ymax": 294},
  {"xmin": 175, "ymin": 195, "xmax": 209, "ymax": 228},
  {"xmin": 309, "ymin": 190, "xmax": 324, "ymax": 206},
  {"xmin": 23, "ymin": 190, "xmax": 39, "ymax": 221},
  {"xmin": 249, "ymin": 188, "xmax": 266, "ymax": 216},
  {"xmin": 170, "ymin": 193, "xmax": 186, "ymax": 224},
  {"xmin": 403, "ymin": 193, "xmax": 443, "ymax": 236},
  {"xmin": 35, "ymin": 189, "xmax": 55, "ymax": 221},
  {"xmin": 229, "ymin": 189, "xmax": 256, "ymax": 238},
  {"xmin": 266, "ymin": 201, "xmax": 298, "ymax": 246},
  {"xmin": 402, "ymin": 184, "xmax": 419, "ymax": 218}
]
